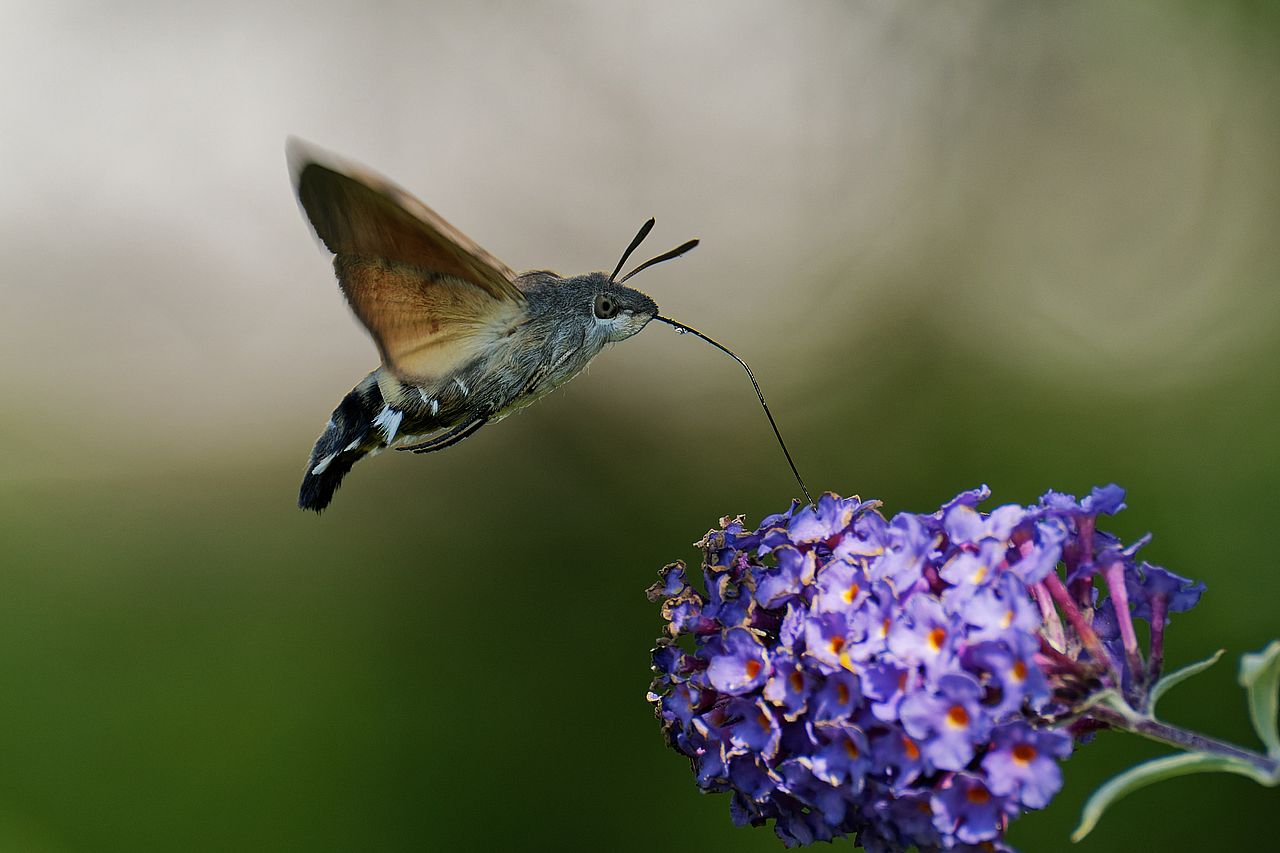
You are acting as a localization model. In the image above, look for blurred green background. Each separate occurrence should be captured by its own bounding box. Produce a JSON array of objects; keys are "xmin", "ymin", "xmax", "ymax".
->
[{"xmin": 2, "ymin": 1, "xmax": 1278, "ymax": 850}]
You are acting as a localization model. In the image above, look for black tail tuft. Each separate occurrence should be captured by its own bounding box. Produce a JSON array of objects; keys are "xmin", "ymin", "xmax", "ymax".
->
[
  {"xmin": 299, "ymin": 448, "xmax": 366, "ymax": 512},
  {"xmin": 298, "ymin": 377, "xmax": 384, "ymax": 512}
]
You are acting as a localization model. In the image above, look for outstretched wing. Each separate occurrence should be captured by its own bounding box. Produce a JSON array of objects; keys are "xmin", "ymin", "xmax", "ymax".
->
[{"xmin": 288, "ymin": 138, "xmax": 526, "ymax": 381}]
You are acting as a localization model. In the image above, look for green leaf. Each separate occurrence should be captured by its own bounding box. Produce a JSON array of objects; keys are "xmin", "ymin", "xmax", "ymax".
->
[
  {"xmin": 1072, "ymin": 751, "xmax": 1280, "ymax": 843},
  {"xmin": 1238, "ymin": 640, "xmax": 1280, "ymax": 758},
  {"xmin": 1148, "ymin": 648, "xmax": 1223, "ymax": 714}
]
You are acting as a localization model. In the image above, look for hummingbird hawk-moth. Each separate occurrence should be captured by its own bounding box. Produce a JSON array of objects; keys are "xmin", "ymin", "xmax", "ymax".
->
[{"xmin": 289, "ymin": 139, "xmax": 809, "ymax": 512}]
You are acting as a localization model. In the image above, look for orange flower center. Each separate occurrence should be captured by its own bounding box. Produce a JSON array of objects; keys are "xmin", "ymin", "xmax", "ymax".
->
[
  {"xmin": 842, "ymin": 582, "xmax": 861, "ymax": 603},
  {"xmin": 1012, "ymin": 743, "xmax": 1037, "ymax": 764},
  {"xmin": 843, "ymin": 738, "xmax": 860, "ymax": 759},
  {"xmin": 946, "ymin": 704, "xmax": 970, "ymax": 729},
  {"xmin": 928, "ymin": 627, "xmax": 947, "ymax": 653},
  {"xmin": 836, "ymin": 682, "xmax": 850, "ymax": 705},
  {"xmin": 789, "ymin": 671, "xmax": 805, "ymax": 693},
  {"xmin": 966, "ymin": 786, "xmax": 991, "ymax": 804},
  {"xmin": 902, "ymin": 735, "xmax": 920, "ymax": 760},
  {"xmin": 830, "ymin": 636, "xmax": 846, "ymax": 655},
  {"xmin": 745, "ymin": 659, "xmax": 762, "ymax": 680},
  {"xmin": 1011, "ymin": 660, "xmax": 1028, "ymax": 682}
]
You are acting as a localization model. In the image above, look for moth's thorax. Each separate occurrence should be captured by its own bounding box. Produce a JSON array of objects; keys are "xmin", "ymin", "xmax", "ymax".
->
[{"xmin": 367, "ymin": 270, "xmax": 659, "ymax": 442}]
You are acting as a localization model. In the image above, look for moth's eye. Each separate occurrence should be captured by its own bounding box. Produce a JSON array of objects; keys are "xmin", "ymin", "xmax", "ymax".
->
[{"xmin": 593, "ymin": 294, "xmax": 620, "ymax": 320}]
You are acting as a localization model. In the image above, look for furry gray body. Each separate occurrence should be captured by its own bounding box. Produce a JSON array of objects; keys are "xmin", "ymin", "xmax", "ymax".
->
[{"xmin": 299, "ymin": 268, "xmax": 657, "ymax": 510}]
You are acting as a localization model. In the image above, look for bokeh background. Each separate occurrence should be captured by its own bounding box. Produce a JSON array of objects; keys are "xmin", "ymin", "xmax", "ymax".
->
[{"xmin": 2, "ymin": 1, "xmax": 1278, "ymax": 850}]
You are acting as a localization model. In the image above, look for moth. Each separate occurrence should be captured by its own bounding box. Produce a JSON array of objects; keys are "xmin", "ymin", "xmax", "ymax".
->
[{"xmin": 289, "ymin": 139, "xmax": 809, "ymax": 511}]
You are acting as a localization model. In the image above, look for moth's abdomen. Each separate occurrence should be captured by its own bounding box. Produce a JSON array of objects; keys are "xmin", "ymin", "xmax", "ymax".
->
[{"xmin": 298, "ymin": 373, "xmax": 385, "ymax": 512}]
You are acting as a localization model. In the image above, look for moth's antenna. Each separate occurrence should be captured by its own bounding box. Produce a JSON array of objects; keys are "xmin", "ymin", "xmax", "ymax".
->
[
  {"xmin": 620, "ymin": 239, "xmax": 700, "ymax": 283},
  {"xmin": 610, "ymin": 218, "xmax": 655, "ymax": 282},
  {"xmin": 655, "ymin": 315, "xmax": 814, "ymax": 506}
]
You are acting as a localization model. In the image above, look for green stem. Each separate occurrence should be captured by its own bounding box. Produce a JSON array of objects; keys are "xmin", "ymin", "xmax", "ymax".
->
[{"xmin": 1086, "ymin": 706, "xmax": 1280, "ymax": 777}]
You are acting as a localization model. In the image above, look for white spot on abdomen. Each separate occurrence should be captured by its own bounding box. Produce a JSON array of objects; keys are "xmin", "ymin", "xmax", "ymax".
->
[
  {"xmin": 372, "ymin": 406, "xmax": 404, "ymax": 444},
  {"xmin": 416, "ymin": 388, "xmax": 441, "ymax": 416}
]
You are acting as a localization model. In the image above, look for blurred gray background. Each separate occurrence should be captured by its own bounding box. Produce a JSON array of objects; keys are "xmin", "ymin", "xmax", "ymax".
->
[{"xmin": 1, "ymin": 1, "xmax": 1277, "ymax": 850}]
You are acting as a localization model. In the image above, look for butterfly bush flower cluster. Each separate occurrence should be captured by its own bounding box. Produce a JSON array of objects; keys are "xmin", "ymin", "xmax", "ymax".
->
[{"xmin": 647, "ymin": 486, "xmax": 1205, "ymax": 851}]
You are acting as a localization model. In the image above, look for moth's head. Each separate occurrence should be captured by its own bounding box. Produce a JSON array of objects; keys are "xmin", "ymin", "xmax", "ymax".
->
[
  {"xmin": 587, "ymin": 217, "xmax": 699, "ymax": 343},
  {"xmin": 582, "ymin": 273, "xmax": 659, "ymax": 342}
]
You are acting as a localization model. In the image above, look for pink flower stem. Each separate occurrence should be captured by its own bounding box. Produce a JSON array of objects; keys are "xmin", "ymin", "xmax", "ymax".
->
[
  {"xmin": 1043, "ymin": 571, "xmax": 1121, "ymax": 686},
  {"xmin": 1036, "ymin": 638, "xmax": 1085, "ymax": 676},
  {"xmin": 1100, "ymin": 557, "xmax": 1145, "ymax": 692},
  {"xmin": 1147, "ymin": 593, "xmax": 1168, "ymax": 685},
  {"xmin": 1031, "ymin": 581, "xmax": 1066, "ymax": 651},
  {"xmin": 1069, "ymin": 515, "xmax": 1098, "ymax": 607},
  {"xmin": 1077, "ymin": 516, "xmax": 1096, "ymax": 563}
]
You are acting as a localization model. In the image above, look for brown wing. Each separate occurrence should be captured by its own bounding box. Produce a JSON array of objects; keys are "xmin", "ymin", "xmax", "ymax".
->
[
  {"xmin": 288, "ymin": 138, "xmax": 527, "ymax": 381},
  {"xmin": 288, "ymin": 138, "xmax": 524, "ymax": 303},
  {"xmin": 333, "ymin": 255, "xmax": 524, "ymax": 382}
]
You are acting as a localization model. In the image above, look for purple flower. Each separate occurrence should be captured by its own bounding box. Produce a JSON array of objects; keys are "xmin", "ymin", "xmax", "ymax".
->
[
  {"xmin": 1008, "ymin": 517, "xmax": 1067, "ymax": 584},
  {"xmin": 939, "ymin": 539, "xmax": 1006, "ymax": 590},
  {"xmin": 872, "ymin": 513, "xmax": 937, "ymax": 590},
  {"xmin": 810, "ymin": 670, "xmax": 862, "ymax": 723},
  {"xmin": 755, "ymin": 546, "xmax": 815, "ymax": 608},
  {"xmin": 707, "ymin": 627, "xmax": 770, "ymax": 695},
  {"xmin": 812, "ymin": 558, "xmax": 872, "ymax": 614},
  {"xmin": 962, "ymin": 637, "xmax": 1050, "ymax": 718},
  {"xmin": 1083, "ymin": 484, "xmax": 1128, "ymax": 515},
  {"xmin": 725, "ymin": 697, "xmax": 783, "ymax": 761},
  {"xmin": 899, "ymin": 671, "xmax": 991, "ymax": 771},
  {"xmin": 981, "ymin": 721, "xmax": 1073, "ymax": 809},
  {"xmin": 763, "ymin": 651, "xmax": 814, "ymax": 721},
  {"xmin": 777, "ymin": 759, "xmax": 848, "ymax": 827},
  {"xmin": 1039, "ymin": 483, "xmax": 1126, "ymax": 516},
  {"xmin": 887, "ymin": 594, "xmax": 959, "ymax": 674},
  {"xmin": 949, "ymin": 572, "xmax": 1042, "ymax": 642},
  {"xmin": 789, "ymin": 492, "xmax": 865, "ymax": 544},
  {"xmin": 931, "ymin": 772, "xmax": 1011, "ymax": 845},
  {"xmin": 648, "ymin": 485, "xmax": 1205, "ymax": 850},
  {"xmin": 1126, "ymin": 562, "xmax": 1205, "ymax": 622},
  {"xmin": 944, "ymin": 503, "xmax": 1025, "ymax": 546},
  {"xmin": 861, "ymin": 660, "xmax": 911, "ymax": 723},
  {"xmin": 809, "ymin": 724, "xmax": 871, "ymax": 790},
  {"xmin": 870, "ymin": 730, "xmax": 926, "ymax": 791},
  {"xmin": 803, "ymin": 611, "xmax": 858, "ymax": 674}
]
